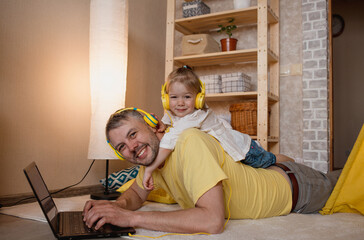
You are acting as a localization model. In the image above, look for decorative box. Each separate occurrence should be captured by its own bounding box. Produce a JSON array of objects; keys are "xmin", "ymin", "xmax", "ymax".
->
[
  {"xmin": 182, "ymin": 34, "xmax": 220, "ymax": 56},
  {"xmin": 182, "ymin": 0, "xmax": 210, "ymax": 18},
  {"xmin": 221, "ymin": 72, "xmax": 251, "ymax": 93},
  {"xmin": 200, "ymin": 74, "xmax": 222, "ymax": 93}
]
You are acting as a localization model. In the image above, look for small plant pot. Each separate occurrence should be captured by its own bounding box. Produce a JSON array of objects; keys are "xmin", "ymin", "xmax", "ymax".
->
[{"xmin": 220, "ymin": 38, "xmax": 238, "ymax": 51}]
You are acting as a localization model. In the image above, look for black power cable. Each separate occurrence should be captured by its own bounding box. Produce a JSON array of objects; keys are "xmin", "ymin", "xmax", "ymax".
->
[
  {"xmin": 51, "ymin": 160, "xmax": 95, "ymax": 195},
  {"xmin": 2, "ymin": 160, "xmax": 96, "ymax": 207}
]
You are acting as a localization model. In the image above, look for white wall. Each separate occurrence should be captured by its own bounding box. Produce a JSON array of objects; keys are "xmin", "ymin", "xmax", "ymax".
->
[{"xmin": 0, "ymin": 0, "xmax": 167, "ymax": 197}]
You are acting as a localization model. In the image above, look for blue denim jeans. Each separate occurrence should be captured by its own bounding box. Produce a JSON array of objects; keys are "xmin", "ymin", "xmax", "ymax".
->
[{"xmin": 241, "ymin": 140, "xmax": 276, "ymax": 168}]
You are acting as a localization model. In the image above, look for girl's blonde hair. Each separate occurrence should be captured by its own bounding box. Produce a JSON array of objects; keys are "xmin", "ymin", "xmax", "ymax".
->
[{"xmin": 166, "ymin": 66, "xmax": 202, "ymax": 94}]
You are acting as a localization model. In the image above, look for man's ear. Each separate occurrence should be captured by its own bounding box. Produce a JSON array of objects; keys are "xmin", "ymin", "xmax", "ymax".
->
[
  {"xmin": 149, "ymin": 125, "xmax": 158, "ymax": 133},
  {"xmin": 149, "ymin": 124, "xmax": 164, "ymax": 141}
]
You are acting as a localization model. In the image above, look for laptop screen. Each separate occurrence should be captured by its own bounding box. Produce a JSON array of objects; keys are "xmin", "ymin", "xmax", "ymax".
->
[{"xmin": 24, "ymin": 162, "xmax": 58, "ymax": 233}]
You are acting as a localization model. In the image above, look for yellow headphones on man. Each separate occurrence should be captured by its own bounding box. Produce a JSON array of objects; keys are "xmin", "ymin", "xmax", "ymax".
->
[
  {"xmin": 107, "ymin": 107, "xmax": 158, "ymax": 160},
  {"xmin": 161, "ymin": 79, "xmax": 206, "ymax": 110}
]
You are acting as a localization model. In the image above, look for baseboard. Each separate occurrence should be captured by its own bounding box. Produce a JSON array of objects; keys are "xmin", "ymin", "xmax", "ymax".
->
[{"xmin": 0, "ymin": 184, "xmax": 105, "ymax": 207}]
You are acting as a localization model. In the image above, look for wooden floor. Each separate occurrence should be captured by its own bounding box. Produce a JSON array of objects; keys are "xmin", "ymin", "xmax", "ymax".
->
[{"xmin": 0, "ymin": 214, "xmax": 128, "ymax": 240}]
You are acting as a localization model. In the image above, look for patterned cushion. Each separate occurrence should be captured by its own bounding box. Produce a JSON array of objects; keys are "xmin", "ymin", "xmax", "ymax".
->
[{"xmin": 100, "ymin": 165, "xmax": 140, "ymax": 190}]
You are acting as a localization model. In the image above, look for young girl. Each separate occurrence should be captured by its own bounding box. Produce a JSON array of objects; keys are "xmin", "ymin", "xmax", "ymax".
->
[{"xmin": 143, "ymin": 66, "xmax": 276, "ymax": 190}]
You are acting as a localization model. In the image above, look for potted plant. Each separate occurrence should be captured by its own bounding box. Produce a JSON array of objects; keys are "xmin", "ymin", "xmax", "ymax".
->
[{"xmin": 217, "ymin": 18, "xmax": 238, "ymax": 51}]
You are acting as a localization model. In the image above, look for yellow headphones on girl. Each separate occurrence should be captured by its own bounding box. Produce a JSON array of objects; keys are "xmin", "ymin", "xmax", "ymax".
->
[
  {"xmin": 107, "ymin": 107, "xmax": 158, "ymax": 160},
  {"xmin": 161, "ymin": 79, "xmax": 205, "ymax": 110}
]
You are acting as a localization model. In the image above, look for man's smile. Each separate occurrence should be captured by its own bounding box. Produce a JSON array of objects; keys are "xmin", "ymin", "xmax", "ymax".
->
[
  {"xmin": 135, "ymin": 145, "xmax": 147, "ymax": 159},
  {"xmin": 137, "ymin": 147, "xmax": 146, "ymax": 158}
]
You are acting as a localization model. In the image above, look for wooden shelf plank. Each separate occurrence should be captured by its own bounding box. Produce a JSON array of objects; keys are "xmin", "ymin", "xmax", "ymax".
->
[
  {"xmin": 206, "ymin": 91, "xmax": 258, "ymax": 101},
  {"xmin": 175, "ymin": 6, "xmax": 279, "ymax": 35},
  {"xmin": 246, "ymin": 136, "xmax": 278, "ymax": 142},
  {"xmin": 175, "ymin": 49, "xmax": 256, "ymax": 66},
  {"xmin": 268, "ymin": 136, "xmax": 279, "ymax": 142},
  {"xmin": 205, "ymin": 91, "xmax": 278, "ymax": 102},
  {"xmin": 174, "ymin": 48, "xmax": 277, "ymax": 67}
]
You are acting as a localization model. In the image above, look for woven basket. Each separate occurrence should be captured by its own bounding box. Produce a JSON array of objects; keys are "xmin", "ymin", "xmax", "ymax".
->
[
  {"xmin": 229, "ymin": 102, "xmax": 257, "ymax": 135},
  {"xmin": 230, "ymin": 102, "xmax": 271, "ymax": 137}
]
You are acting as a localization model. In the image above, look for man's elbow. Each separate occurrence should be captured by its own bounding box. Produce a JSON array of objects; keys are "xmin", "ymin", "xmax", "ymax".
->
[{"xmin": 205, "ymin": 217, "xmax": 225, "ymax": 234}]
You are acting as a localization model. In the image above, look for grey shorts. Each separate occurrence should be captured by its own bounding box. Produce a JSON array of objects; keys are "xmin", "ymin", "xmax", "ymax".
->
[{"xmin": 279, "ymin": 162, "xmax": 341, "ymax": 214}]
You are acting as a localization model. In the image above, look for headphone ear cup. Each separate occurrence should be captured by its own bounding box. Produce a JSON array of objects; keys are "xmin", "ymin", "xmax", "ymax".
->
[
  {"xmin": 114, "ymin": 150, "xmax": 125, "ymax": 160},
  {"xmin": 143, "ymin": 114, "xmax": 158, "ymax": 128},
  {"xmin": 161, "ymin": 93, "xmax": 169, "ymax": 110},
  {"xmin": 195, "ymin": 80, "xmax": 206, "ymax": 109},
  {"xmin": 107, "ymin": 141, "xmax": 125, "ymax": 160},
  {"xmin": 195, "ymin": 93, "xmax": 204, "ymax": 109},
  {"xmin": 195, "ymin": 93, "xmax": 201, "ymax": 109},
  {"xmin": 161, "ymin": 83, "xmax": 170, "ymax": 110}
]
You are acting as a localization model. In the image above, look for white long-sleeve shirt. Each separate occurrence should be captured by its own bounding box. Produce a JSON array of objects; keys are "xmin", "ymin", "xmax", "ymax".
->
[{"xmin": 160, "ymin": 109, "xmax": 252, "ymax": 161}]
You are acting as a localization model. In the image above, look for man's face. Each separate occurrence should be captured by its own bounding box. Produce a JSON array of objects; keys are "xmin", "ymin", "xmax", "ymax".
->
[{"xmin": 108, "ymin": 118, "xmax": 160, "ymax": 166}]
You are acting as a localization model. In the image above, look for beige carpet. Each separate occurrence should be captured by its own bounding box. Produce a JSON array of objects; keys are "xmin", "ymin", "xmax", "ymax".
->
[{"xmin": 1, "ymin": 195, "xmax": 364, "ymax": 240}]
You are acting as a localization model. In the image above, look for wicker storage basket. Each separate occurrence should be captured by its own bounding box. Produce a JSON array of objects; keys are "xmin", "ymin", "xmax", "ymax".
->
[{"xmin": 230, "ymin": 102, "xmax": 257, "ymax": 135}]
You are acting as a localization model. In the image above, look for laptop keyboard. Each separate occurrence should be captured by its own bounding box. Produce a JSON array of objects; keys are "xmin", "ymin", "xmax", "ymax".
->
[{"xmin": 61, "ymin": 211, "xmax": 103, "ymax": 235}]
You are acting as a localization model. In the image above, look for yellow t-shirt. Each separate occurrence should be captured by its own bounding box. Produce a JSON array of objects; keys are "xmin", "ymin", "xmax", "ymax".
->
[{"xmin": 136, "ymin": 128, "xmax": 291, "ymax": 219}]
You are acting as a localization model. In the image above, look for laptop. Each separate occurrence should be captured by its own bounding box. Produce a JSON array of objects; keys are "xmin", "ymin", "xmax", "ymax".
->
[{"xmin": 23, "ymin": 162, "xmax": 136, "ymax": 239}]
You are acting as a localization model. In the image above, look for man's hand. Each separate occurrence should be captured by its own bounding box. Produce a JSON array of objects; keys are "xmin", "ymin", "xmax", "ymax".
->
[
  {"xmin": 82, "ymin": 200, "xmax": 133, "ymax": 230},
  {"xmin": 82, "ymin": 180, "xmax": 149, "ymax": 229}
]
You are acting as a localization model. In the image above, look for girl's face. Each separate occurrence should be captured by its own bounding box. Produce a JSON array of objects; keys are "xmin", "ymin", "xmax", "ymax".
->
[{"xmin": 168, "ymin": 81, "xmax": 197, "ymax": 118}]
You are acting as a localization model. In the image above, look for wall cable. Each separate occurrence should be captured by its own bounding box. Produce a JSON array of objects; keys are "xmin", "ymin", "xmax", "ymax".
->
[{"xmin": 3, "ymin": 160, "xmax": 96, "ymax": 207}]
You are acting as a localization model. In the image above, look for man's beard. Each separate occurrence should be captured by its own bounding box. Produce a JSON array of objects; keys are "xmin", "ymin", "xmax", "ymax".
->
[
  {"xmin": 133, "ymin": 144, "xmax": 159, "ymax": 167},
  {"xmin": 131, "ymin": 128, "xmax": 160, "ymax": 166}
]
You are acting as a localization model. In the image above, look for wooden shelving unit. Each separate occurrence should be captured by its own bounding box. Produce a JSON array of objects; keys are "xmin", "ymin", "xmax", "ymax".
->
[{"xmin": 165, "ymin": 0, "xmax": 280, "ymax": 152}]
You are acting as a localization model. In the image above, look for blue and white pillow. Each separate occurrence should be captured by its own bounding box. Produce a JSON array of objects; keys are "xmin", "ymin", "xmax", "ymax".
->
[{"xmin": 100, "ymin": 165, "xmax": 140, "ymax": 190}]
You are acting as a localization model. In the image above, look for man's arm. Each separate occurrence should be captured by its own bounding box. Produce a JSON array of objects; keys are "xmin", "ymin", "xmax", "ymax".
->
[
  {"xmin": 83, "ymin": 180, "xmax": 148, "ymax": 223},
  {"xmin": 116, "ymin": 180, "xmax": 150, "ymax": 210},
  {"xmin": 83, "ymin": 182, "xmax": 225, "ymax": 234}
]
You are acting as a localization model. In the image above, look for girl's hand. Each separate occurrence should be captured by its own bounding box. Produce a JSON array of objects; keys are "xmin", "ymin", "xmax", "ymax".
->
[
  {"xmin": 143, "ymin": 175, "xmax": 154, "ymax": 191},
  {"xmin": 150, "ymin": 113, "xmax": 166, "ymax": 133}
]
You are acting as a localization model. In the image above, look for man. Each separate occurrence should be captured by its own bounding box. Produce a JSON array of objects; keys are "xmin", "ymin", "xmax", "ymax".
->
[{"xmin": 83, "ymin": 109, "xmax": 340, "ymax": 234}]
